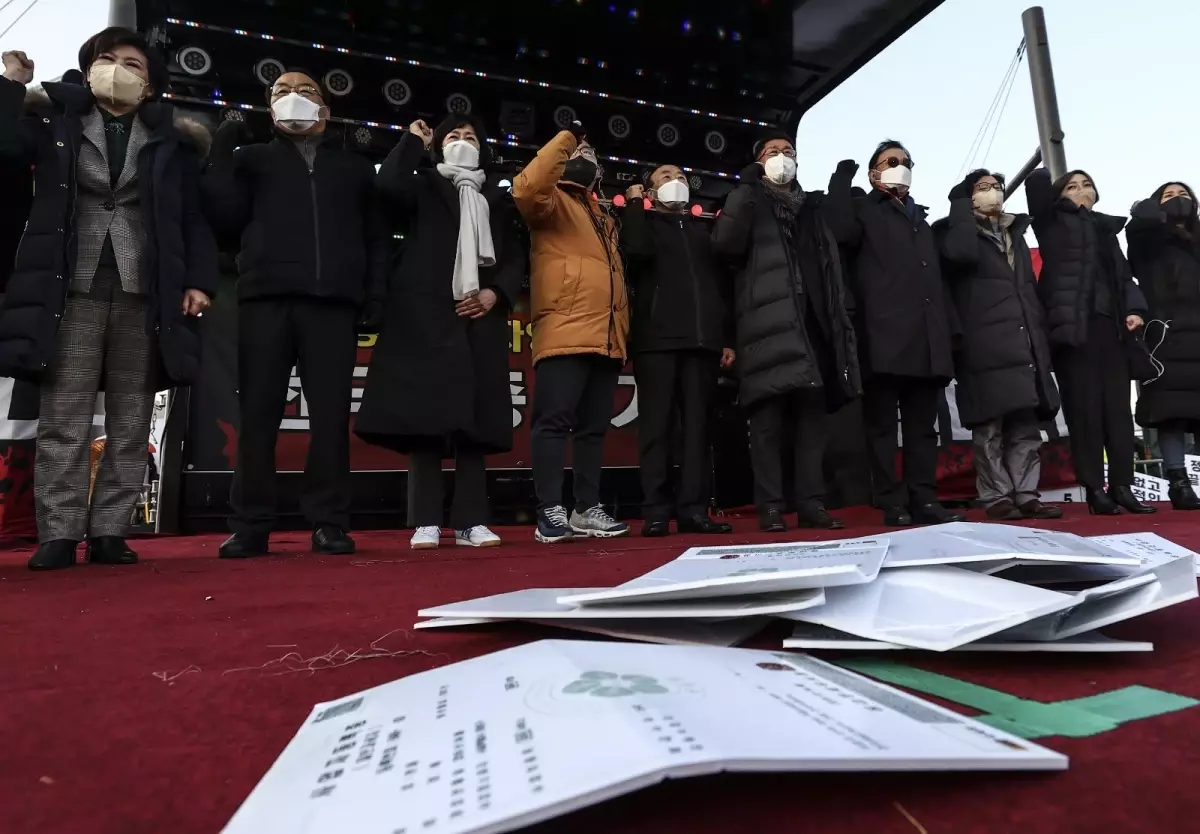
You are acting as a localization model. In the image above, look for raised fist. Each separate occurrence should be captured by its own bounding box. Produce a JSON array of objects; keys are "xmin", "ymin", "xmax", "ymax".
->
[
  {"xmin": 568, "ymin": 120, "xmax": 586, "ymax": 142},
  {"xmin": 2, "ymin": 51, "xmax": 34, "ymax": 85},
  {"xmin": 409, "ymin": 119, "xmax": 434, "ymax": 149},
  {"xmin": 625, "ymin": 184, "xmax": 644, "ymax": 201},
  {"xmin": 835, "ymin": 159, "xmax": 859, "ymax": 177}
]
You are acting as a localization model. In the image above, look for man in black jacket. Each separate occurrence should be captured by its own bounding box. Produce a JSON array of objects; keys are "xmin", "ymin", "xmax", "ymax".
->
[
  {"xmin": 202, "ymin": 69, "xmax": 389, "ymax": 558},
  {"xmin": 713, "ymin": 132, "xmax": 861, "ymax": 532},
  {"xmin": 621, "ymin": 164, "xmax": 735, "ymax": 537},
  {"xmin": 827, "ymin": 140, "xmax": 964, "ymax": 527}
]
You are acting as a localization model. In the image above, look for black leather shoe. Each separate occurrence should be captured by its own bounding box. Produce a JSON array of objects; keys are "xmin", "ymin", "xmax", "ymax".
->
[
  {"xmin": 882, "ymin": 507, "xmax": 913, "ymax": 527},
  {"xmin": 759, "ymin": 509, "xmax": 787, "ymax": 533},
  {"xmin": 1085, "ymin": 489, "xmax": 1121, "ymax": 515},
  {"xmin": 219, "ymin": 533, "xmax": 270, "ymax": 559},
  {"xmin": 1167, "ymin": 469, "xmax": 1200, "ymax": 511},
  {"xmin": 642, "ymin": 519, "xmax": 670, "ymax": 538},
  {"xmin": 1109, "ymin": 486, "xmax": 1157, "ymax": 515},
  {"xmin": 677, "ymin": 514, "xmax": 733, "ymax": 535},
  {"xmin": 313, "ymin": 526, "xmax": 356, "ymax": 555},
  {"xmin": 796, "ymin": 503, "xmax": 844, "ymax": 530},
  {"xmin": 27, "ymin": 539, "xmax": 78, "ymax": 571},
  {"xmin": 86, "ymin": 536, "xmax": 138, "ymax": 565},
  {"xmin": 911, "ymin": 502, "xmax": 967, "ymax": 525}
]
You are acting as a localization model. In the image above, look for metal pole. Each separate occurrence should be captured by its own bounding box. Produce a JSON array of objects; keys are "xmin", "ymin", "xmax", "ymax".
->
[
  {"xmin": 1005, "ymin": 147, "xmax": 1043, "ymax": 199},
  {"xmin": 1022, "ymin": 7, "xmax": 1066, "ymax": 181},
  {"xmin": 108, "ymin": 0, "xmax": 137, "ymax": 28}
]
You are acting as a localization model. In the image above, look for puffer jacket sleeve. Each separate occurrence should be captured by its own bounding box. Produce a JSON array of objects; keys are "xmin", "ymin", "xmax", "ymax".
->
[{"xmin": 512, "ymin": 130, "xmax": 577, "ymax": 227}]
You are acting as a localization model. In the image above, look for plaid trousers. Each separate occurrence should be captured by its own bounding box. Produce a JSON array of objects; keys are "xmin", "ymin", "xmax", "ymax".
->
[{"xmin": 35, "ymin": 269, "xmax": 155, "ymax": 542}]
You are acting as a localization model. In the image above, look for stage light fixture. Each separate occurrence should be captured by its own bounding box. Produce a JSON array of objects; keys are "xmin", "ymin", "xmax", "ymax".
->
[
  {"xmin": 221, "ymin": 108, "xmax": 246, "ymax": 122},
  {"xmin": 446, "ymin": 93, "xmax": 472, "ymax": 115},
  {"xmin": 176, "ymin": 46, "xmax": 212, "ymax": 77},
  {"xmin": 657, "ymin": 123, "xmax": 680, "ymax": 148},
  {"xmin": 324, "ymin": 69, "xmax": 354, "ymax": 97},
  {"xmin": 608, "ymin": 114, "xmax": 631, "ymax": 140},
  {"xmin": 553, "ymin": 106, "xmax": 577, "ymax": 130},
  {"xmin": 254, "ymin": 58, "xmax": 285, "ymax": 87},
  {"xmin": 354, "ymin": 126, "xmax": 372, "ymax": 147},
  {"xmin": 382, "ymin": 78, "xmax": 412, "ymax": 106},
  {"xmin": 704, "ymin": 130, "xmax": 727, "ymax": 155},
  {"xmin": 689, "ymin": 175, "xmax": 703, "ymax": 190}
]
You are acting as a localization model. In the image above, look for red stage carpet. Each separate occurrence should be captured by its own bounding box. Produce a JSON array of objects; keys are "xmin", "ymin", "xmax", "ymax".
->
[{"xmin": 2, "ymin": 506, "xmax": 1199, "ymax": 834}]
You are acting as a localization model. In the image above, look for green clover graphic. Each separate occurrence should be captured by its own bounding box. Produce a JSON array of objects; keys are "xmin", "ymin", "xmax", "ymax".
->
[{"xmin": 563, "ymin": 671, "xmax": 669, "ymax": 697}]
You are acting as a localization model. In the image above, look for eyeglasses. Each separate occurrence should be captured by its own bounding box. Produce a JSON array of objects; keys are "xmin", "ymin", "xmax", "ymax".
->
[
  {"xmin": 878, "ymin": 156, "xmax": 914, "ymax": 170},
  {"xmin": 271, "ymin": 85, "xmax": 322, "ymax": 100},
  {"xmin": 974, "ymin": 182, "xmax": 1004, "ymax": 193},
  {"xmin": 760, "ymin": 147, "xmax": 796, "ymax": 160}
]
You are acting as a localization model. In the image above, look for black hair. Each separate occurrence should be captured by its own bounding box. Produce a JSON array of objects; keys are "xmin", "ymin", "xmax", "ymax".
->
[
  {"xmin": 430, "ymin": 114, "xmax": 491, "ymax": 167},
  {"xmin": 752, "ymin": 129, "xmax": 794, "ymax": 162},
  {"xmin": 1052, "ymin": 169, "xmax": 1099, "ymax": 204},
  {"xmin": 868, "ymin": 139, "xmax": 912, "ymax": 170},
  {"xmin": 961, "ymin": 168, "xmax": 1006, "ymax": 194},
  {"xmin": 77, "ymin": 27, "xmax": 169, "ymax": 99},
  {"xmin": 1150, "ymin": 181, "xmax": 1198, "ymax": 230},
  {"xmin": 263, "ymin": 67, "xmax": 331, "ymax": 106},
  {"xmin": 642, "ymin": 163, "xmax": 682, "ymax": 188}
]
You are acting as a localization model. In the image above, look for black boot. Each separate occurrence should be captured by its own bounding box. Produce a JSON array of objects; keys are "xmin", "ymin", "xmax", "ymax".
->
[
  {"xmin": 1109, "ymin": 485, "xmax": 1157, "ymax": 515},
  {"xmin": 86, "ymin": 536, "xmax": 139, "ymax": 565},
  {"xmin": 219, "ymin": 532, "xmax": 270, "ymax": 559},
  {"xmin": 27, "ymin": 539, "xmax": 78, "ymax": 571},
  {"xmin": 313, "ymin": 526, "xmax": 356, "ymax": 555},
  {"xmin": 1167, "ymin": 469, "xmax": 1200, "ymax": 511},
  {"xmin": 642, "ymin": 519, "xmax": 670, "ymax": 538},
  {"xmin": 910, "ymin": 502, "xmax": 967, "ymax": 525},
  {"xmin": 677, "ymin": 514, "xmax": 733, "ymax": 535},
  {"xmin": 758, "ymin": 509, "xmax": 787, "ymax": 533},
  {"xmin": 1085, "ymin": 488, "xmax": 1120, "ymax": 515},
  {"xmin": 796, "ymin": 502, "xmax": 845, "ymax": 530}
]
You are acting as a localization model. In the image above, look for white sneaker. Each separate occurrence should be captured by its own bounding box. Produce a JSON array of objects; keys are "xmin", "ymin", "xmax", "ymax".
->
[
  {"xmin": 410, "ymin": 526, "xmax": 442, "ymax": 550},
  {"xmin": 570, "ymin": 506, "xmax": 630, "ymax": 538},
  {"xmin": 455, "ymin": 526, "xmax": 501, "ymax": 548}
]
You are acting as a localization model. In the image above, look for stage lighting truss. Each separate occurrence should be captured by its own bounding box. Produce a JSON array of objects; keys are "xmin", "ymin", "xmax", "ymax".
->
[
  {"xmin": 176, "ymin": 46, "xmax": 212, "ymax": 77},
  {"xmin": 254, "ymin": 58, "xmax": 285, "ymax": 87},
  {"xmin": 324, "ymin": 69, "xmax": 354, "ymax": 97},
  {"xmin": 657, "ymin": 123, "xmax": 680, "ymax": 148},
  {"xmin": 162, "ymin": 92, "xmax": 739, "ymax": 181},
  {"xmin": 704, "ymin": 130, "xmax": 727, "ymax": 156},
  {"xmin": 608, "ymin": 114, "xmax": 631, "ymax": 140},
  {"xmin": 446, "ymin": 93, "xmax": 472, "ymax": 115},
  {"xmin": 553, "ymin": 106, "xmax": 578, "ymax": 130},
  {"xmin": 383, "ymin": 78, "xmax": 412, "ymax": 106},
  {"xmin": 163, "ymin": 19, "xmax": 774, "ymax": 128}
]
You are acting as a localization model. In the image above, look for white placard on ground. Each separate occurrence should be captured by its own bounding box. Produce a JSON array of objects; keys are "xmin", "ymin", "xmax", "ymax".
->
[
  {"xmin": 221, "ymin": 640, "xmax": 1067, "ymax": 834},
  {"xmin": 850, "ymin": 522, "xmax": 1141, "ymax": 570},
  {"xmin": 556, "ymin": 540, "xmax": 889, "ymax": 607},
  {"xmin": 413, "ymin": 617, "xmax": 769, "ymax": 647},
  {"xmin": 1093, "ymin": 531, "xmax": 1200, "ymax": 577},
  {"xmin": 782, "ymin": 623, "xmax": 1153, "ymax": 653},
  {"xmin": 418, "ymin": 587, "xmax": 826, "ymax": 621},
  {"xmin": 777, "ymin": 565, "xmax": 1078, "ymax": 651}
]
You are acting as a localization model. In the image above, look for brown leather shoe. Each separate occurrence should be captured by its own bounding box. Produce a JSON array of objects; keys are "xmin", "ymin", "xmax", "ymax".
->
[
  {"xmin": 1017, "ymin": 499, "xmax": 1063, "ymax": 520},
  {"xmin": 985, "ymin": 499, "xmax": 1024, "ymax": 521}
]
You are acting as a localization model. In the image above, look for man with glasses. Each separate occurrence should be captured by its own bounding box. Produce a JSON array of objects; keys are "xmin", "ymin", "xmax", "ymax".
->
[
  {"xmin": 202, "ymin": 69, "xmax": 389, "ymax": 558},
  {"xmin": 827, "ymin": 141, "xmax": 962, "ymax": 527},
  {"xmin": 713, "ymin": 131, "xmax": 860, "ymax": 532},
  {"xmin": 934, "ymin": 169, "xmax": 1061, "ymax": 521}
]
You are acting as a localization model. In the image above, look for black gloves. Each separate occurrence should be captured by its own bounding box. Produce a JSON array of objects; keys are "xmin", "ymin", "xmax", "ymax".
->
[
  {"xmin": 947, "ymin": 181, "xmax": 972, "ymax": 202},
  {"xmin": 357, "ymin": 300, "xmax": 383, "ymax": 333},
  {"xmin": 568, "ymin": 120, "xmax": 587, "ymax": 142},
  {"xmin": 210, "ymin": 119, "xmax": 251, "ymax": 158},
  {"xmin": 835, "ymin": 159, "xmax": 859, "ymax": 178},
  {"xmin": 738, "ymin": 162, "xmax": 763, "ymax": 182}
]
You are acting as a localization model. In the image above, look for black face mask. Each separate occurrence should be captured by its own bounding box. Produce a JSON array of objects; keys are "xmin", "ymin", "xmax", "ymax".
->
[
  {"xmin": 563, "ymin": 158, "xmax": 598, "ymax": 187},
  {"xmin": 1163, "ymin": 195, "xmax": 1193, "ymax": 220}
]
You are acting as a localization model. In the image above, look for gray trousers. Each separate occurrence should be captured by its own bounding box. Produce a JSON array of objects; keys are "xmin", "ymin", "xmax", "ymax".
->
[
  {"xmin": 35, "ymin": 270, "xmax": 155, "ymax": 542},
  {"xmin": 972, "ymin": 409, "xmax": 1043, "ymax": 508}
]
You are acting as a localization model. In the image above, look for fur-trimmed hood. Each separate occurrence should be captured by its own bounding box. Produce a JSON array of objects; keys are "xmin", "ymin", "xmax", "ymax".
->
[{"xmin": 23, "ymin": 82, "xmax": 212, "ymax": 158}]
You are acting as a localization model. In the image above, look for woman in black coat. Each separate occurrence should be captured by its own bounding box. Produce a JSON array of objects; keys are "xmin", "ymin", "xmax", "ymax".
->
[
  {"xmin": 1026, "ymin": 167, "xmax": 1152, "ymax": 515},
  {"xmin": 0, "ymin": 31, "xmax": 216, "ymax": 571},
  {"xmin": 355, "ymin": 115, "xmax": 525, "ymax": 549},
  {"xmin": 1127, "ymin": 182, "xmax": 1200, "ymax": 510}
]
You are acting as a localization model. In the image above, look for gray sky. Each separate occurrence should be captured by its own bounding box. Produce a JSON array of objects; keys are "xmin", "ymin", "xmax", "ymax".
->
[{"xmin": 3, "ymin": 0, "xmax": 1193, "ymax": 236}]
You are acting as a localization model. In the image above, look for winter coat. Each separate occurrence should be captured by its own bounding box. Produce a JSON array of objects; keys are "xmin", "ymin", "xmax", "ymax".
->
[
  {"xmin": 512, "ymin": 130, "xmax": 629, "ymax": 364},
  {"xmin": 711, "ymin": 178, "xmax": 861, "ymax": 411},
  {"xmin": 1127, "ymin": 186, "xmax": 1200, "ymax": 428},
  {"xmin": 0, "ymin": 75, "xmax": 218, "ymax": 386},
  {"xmin": 620, "ymin": 199, "xmax": 731, "ymax": 354},
  {"xmin": 933, "ymin": 201, "xmax": 1060, "ymax": 428},
  {"xmin": 825, "ymin": 173, "xmax": 957, "ymax": 381},
  {"xmin": 354, "ymin": 132, "xmax": 526, "ymax": 456},
  {"xmin": 1025, "ymin": 168, "xmax": 1148, "ymax": 348},
  {"xmin": 201, "ymin": 125, "xmax": 389, "ymax": 305}
]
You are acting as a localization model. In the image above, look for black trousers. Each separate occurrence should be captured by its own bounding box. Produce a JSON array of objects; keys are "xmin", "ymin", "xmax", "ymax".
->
[
  {"xmin": 748, "ymin": 389, "xmax": 829, "ymax": 512},
  {"xmin": 230, "ymin": 298, "xmax": 357, "ymax": 535},
  {"xmin": 634, "ymin": 349, "xmax": 719, "ymax": 520},
  {"xmin": 408, "ymin": 448, "xmax": 488, "ymax": 529},
  {"xmin": 531, "ymin": 354, "xmax": 621, "ymax": 511},
  {"xmin": 1054, "ymin": 315, "xmax": 1134, "ymax": 490},
  {"xmin": 862, "ymin": 373, "xmax": 942, "ymax": 508}
]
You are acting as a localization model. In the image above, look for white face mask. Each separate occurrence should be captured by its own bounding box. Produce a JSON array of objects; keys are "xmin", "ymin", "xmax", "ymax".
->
[
  {"xmin": 763, "ymin": 155, "xmax": 797, "ymax": 185},
  {"xmin": 441, "ymin": 139, "xmax": 480, "ymax": 169},
  {"xmin": 271, "ymin": 93, "xmax": 323, "ymax": 132},
  {"xmin": 879, "ymin": 165, "xmax": 912, "ymax": 190},
  {"xmin": 973, "ymin": 189, "xmax": 1004, "ymax": 215},
  {"xmin": 655, "ymin": 179, "xmax": 689, "ymax": 208}
]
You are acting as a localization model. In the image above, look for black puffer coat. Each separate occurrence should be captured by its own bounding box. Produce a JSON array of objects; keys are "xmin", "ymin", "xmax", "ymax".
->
[
  {"xmin": 712, "ymin": 178, "xmax": 860, "ymax": 411},
  {"xmin": 933, "ymin": 199, "xmax": 1059, "ymax": 428},
  {"xmin": 1128, "ymin": 183, "xmax": 1200, "ymax": 428},
  {"xmin": 1025, "ymin": 168, "xmax": 1148, "ymax": 347},
  {"xmin": 0, "ymin": 75, "xmax": 218, "ymax": 386}
]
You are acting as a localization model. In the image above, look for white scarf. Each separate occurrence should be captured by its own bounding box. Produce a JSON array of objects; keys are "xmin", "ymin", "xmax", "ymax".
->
[{"xmin": 437, "ymin": 163, "xmax": 495, "ymax": 301}]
